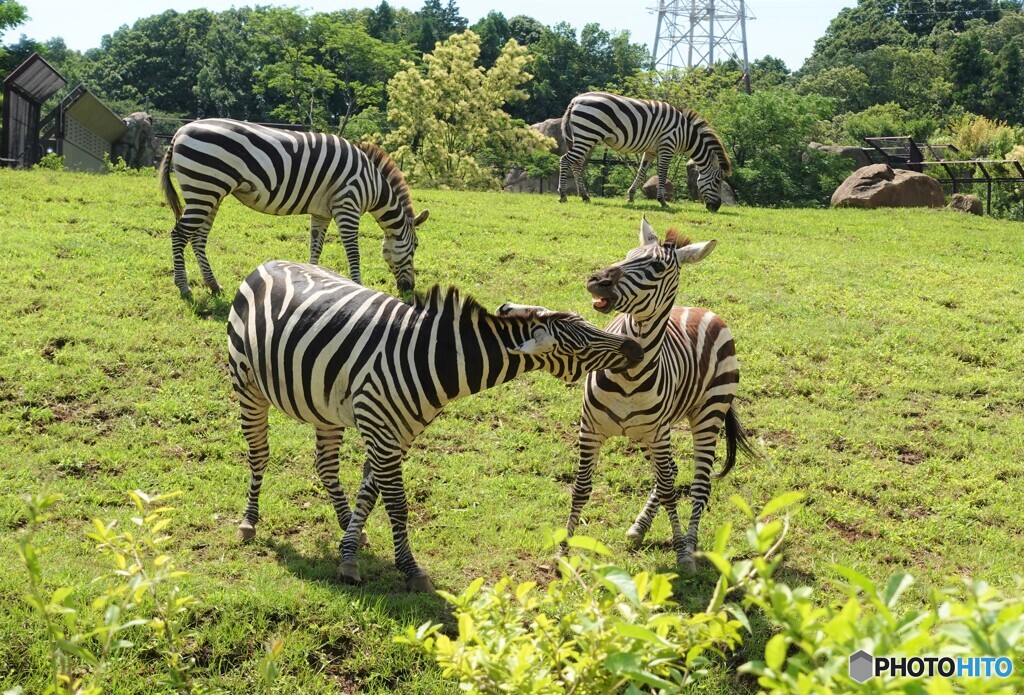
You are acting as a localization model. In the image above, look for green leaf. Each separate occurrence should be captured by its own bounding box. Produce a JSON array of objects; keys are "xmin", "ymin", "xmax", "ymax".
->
[
  {"xmin": 764, "ymin": 633, "xmax": 787, "ymax": 671},
  {"xmin": 598, "ymin": 566, "xmax": 639, "ymax": 605},
  {"xmin": 833, "ymin": 564, "xmax": 876, "ymax": 595},
  {"xmin": 759, "ymin": 492, "xmax": 805, "ymax": 520},
  {"xmin": 882, "ymin": 573, "xmax": 914, "ymax": 609},
  {"xmin": 649, "ymin": 574, "xmax": 674, "ymax": 605},
  {"xmin": 566, "ymin": 535, "xmax": 611, "ymax": 556},
  {"xmin": 729, "ymin": 495, "xmax": 754, "ymax": 519},
  {"xmin": 615, "ymin": 622, "xmax": 665, "ymax": 644},
  {"xmin": 605, "ymin": 652, "xmax": 677, "ymax": 690}
]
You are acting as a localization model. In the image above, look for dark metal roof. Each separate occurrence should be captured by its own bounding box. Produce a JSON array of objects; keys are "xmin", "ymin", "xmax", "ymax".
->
[{"xmin": 3, "ymin": 52, "xmax": 66, "ymax": 103}]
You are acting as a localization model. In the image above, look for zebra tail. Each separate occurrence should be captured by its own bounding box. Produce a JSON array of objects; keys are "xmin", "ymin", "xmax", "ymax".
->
[
  {"xmin": 561, "ymin": 99, "xmax": 575, "ymax": 150},
  {"xmin": 158, "ymin": 146, "xmax": 182, "ymax": 221},
  {"xmin": 716, "ymin": 405, "xmax": 755, "ymax": 479}
]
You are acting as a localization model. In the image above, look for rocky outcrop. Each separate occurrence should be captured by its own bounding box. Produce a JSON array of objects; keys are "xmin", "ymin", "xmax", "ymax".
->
[
  {"xmin": 948, "ymin": 193, "xmax": 983, "ymax": 215},
  {"xmin": 111, "ymin": 112, "xmax": 158, "ymax": 168},
  {"xmin": 830, "ymin": 164, "xmax": 945, "ymax": 209},
  {"xmin": 809, "ymin": 142, "xmax": 872, "ymax": 171}
]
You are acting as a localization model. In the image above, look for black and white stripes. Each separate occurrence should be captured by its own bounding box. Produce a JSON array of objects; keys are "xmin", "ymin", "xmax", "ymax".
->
[
  {"xmin": 227, "ymin": 261, "xmax": 643, "ymax": 591},
  {"xmin": 159, "ymin": 118, "xmax": 428, "ymax": 298},
  {"xmin": 565, "ymin": 217, "xmax": 753, "ymax": 573},
  {"xmin": 558, "ymin": 91, "xmax": 731, "ymax": 210}
]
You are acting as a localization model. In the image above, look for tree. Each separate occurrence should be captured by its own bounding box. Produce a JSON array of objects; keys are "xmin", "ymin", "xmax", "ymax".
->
[
  {"xmin": 472, "ymin": 11, "xmax": 510, "ymax": 68},
  {"xmin": 802, "ymin": 0, "xmax": 913, "ymax": 74},
  {"xmin": 508, "ymin": 15, "xmax": 544, "ymax": 46},
  {"xmin": 367, "ymin": 1, "xmax": 396, "ymax": 41},
  {"xmin": 947, "ymin": 30, "xmax": 993, "ymax": 114},
  {"xmin": 986, "ymin": 39, "xmax": 1024, "ymax": 121},
  {"xmin": 796, "ymin": 66, "xmax": 871, "ymax": 113},
  {"xmin": 413, "ymin": 0, "xmax": 467, "ymax": 53},
  {"xmin": 0, "ymin": 0, "xmax": 26, "ymax": 34},
  {"xmin": 385, "ymin": 30, "xmax": 554, "ymax": 188}
]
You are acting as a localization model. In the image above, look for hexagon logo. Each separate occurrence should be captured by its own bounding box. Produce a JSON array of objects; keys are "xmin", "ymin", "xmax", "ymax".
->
[{"xmin": 849, "ymin": 650, "xmax": 874, "ymax": 683}]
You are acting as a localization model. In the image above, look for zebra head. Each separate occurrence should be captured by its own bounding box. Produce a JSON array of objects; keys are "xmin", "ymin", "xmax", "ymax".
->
[
  {"xmin": 496, "ymin": 303, "xmax": 644, "ymax": 382},
  {"xmin": 382, "ymin": 209, "xmax": 429, "ymax": 296},
  {"xmin": 587, "ymin": 216, "xmax": 716, "ymax": 321},
  {"xmin": 696, "ymin": 162, "xmax": 725, "ymax": 212}
]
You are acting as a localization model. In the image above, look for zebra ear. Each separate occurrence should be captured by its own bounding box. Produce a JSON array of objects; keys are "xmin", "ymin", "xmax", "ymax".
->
[
  {"xmin": 496, "ymin": 302, "xmax": 550, "ymax": 318},
  {"xmin": 639, "ymin": 216, "xmax": 659, "ymax": 246},
  {"xmin": 509, "ymin": 329, "xmax": 557, "ymax": 355},
  {"xmin": 675, "ymin": 239, "xmax": 717, "ymax": 264},
  {"xmin": 414, "ymin": 209, "xmax": 429, "ymax": 226}
]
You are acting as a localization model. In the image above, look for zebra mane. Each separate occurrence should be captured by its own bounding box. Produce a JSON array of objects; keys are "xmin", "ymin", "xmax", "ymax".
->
[
  {"xmin": 357, "ymin": 142, "xmax": 415, "ymax": 219},
  {"xmin": 674, "ymin": 106, "xmax": 733, "ymax": 176},
  {"xmin": 412, "ymin": 285, "xmax": 573, "ymax": 322},
  {"xmin": 663, "ymin": 229, "xmax": 692, "ymax": 248}
]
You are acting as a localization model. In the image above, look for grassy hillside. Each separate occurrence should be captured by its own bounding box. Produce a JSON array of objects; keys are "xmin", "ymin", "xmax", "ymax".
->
[{"xmin": 2, "ymin": 168, "xmax": 1023, "ymax": 692}]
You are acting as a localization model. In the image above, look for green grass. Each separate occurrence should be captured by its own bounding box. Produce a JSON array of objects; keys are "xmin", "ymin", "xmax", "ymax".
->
[{"xmin": 2, "ymin": 168, "xmax": 1023, "ymax": 692}]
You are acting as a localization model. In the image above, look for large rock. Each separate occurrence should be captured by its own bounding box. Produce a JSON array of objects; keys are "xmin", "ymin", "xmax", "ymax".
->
[
  {"xmin": 642, "ymin": 175, "xmax": 674, "ymax": 201},
  {"xmin": 111, "ymin": 112, "xmax": 158, "ymax": 168},
  {"xmin": 809, "ymin": 141, "xmax": 872, "ymax": 171},
  {"xmin": 948, "ymin": 193, "xmax": 983, "ymax": 215},
  {"xmin": 685, "ymin": 159, "xmax": 736, "ymax": 206},
  {"xmin": 830, "ymin": 164, "xmax": 945, "ymax": 209},
  {"xmin": 503, "ymin": 118, "xmax": 566, "ymax": 194}
]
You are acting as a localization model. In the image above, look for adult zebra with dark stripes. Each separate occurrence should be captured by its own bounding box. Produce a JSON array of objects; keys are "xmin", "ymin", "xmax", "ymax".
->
[
  {"xmin": 557, "ymin": 91, "xmax": 731, "ymax": 210},
  {"xmin": 159, "ymin": 119, "xmax": 428, "ymax": 299},
  {"xmin": 227, "ymin": 261, "xmax": 643, "ymax": 592},
  {"xmin": 564, "ymin": 217, "xmax": 754, "ymax": 574}
]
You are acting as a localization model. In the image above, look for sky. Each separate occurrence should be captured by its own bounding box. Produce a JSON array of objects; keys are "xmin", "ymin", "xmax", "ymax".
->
[{"xmin": 3, "ymin": 0, "xmax": 857, "ymax": 72}]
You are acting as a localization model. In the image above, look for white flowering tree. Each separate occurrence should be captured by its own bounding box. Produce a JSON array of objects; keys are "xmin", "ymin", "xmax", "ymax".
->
[{"xmin": 385, "ymin": 30, "xmax": 555, "ymax": 189}]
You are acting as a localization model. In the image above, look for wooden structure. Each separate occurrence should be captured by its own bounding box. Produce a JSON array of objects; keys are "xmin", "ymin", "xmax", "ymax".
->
[
  {"xmin": 40, "ymin": 85, "xmax": 128, "ymax": 172},
  {"xmin": 2, "ymin": 53, "xmax": 66, "ymax": 167},
  {"xmin": 864, "ymin": 136, "xmax": 1024, "ymax": 213}
]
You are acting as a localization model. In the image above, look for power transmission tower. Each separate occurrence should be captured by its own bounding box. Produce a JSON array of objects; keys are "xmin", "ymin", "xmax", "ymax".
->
[{"xmin": 651, "ymin": 0, "xmax": 754, "ymax": 92}]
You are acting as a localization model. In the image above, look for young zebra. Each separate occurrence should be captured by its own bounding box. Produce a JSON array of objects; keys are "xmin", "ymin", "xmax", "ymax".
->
[
  {"xmin": 159, "ymin": 118, "xmax": 428, "ymax": 298},
  {"xmin": 227, "ymin": 260, "xmax": 643, "ymax": 592},
  {"xmin": 564, "ymin": 217, "xmax": 753, "ymax": 574},
  {"xmin": 557, "ymin": 91, "xmax": 731, "ymax": 211}
]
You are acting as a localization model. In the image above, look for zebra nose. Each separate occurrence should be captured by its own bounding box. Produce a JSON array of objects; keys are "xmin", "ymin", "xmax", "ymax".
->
[
  {"xmin": 706, "ymin": 200, "xmax": 721, "ymax": 212},
  {"xmin": 397, "ymin": 278, "xmax": 414, "ymax": 292},
  {"xmin": 588, "ymin": 273, "xmax": 613, "ymax": 287},
  {"xmin": 620, "ymin": 339, "xmax": 643, "ymax": 365}
]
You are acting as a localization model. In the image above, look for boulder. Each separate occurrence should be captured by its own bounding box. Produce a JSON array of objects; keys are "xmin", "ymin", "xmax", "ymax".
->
[
  {"xmin": 642, "ymin": 175, "xmax": 674, "ymax": 201},
  {"xmin": 830, "ymin": 164, "xmax": 945, "ymax": 209},
  {"xmin": 111, "ymin": 112, "xmax": 158, "ymax": 168},
  {"xmin": 808, "ymin": 142, "xmax": 872, "ymax": 171},
  {"xmin": 685, "ymin": 159, "xmax": 736, "ymax": 205},
  {"xmin": 948, "ymin": 193, "xmax": 983, "ymax": 215}
]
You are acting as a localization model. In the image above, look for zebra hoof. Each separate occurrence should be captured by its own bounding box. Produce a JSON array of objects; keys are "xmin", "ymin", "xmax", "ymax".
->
[
  {"xmin": 179, "ymin": 288, "xmax": 194, "ymax": 301},
  {"xmin": 677, "ymin": 555, "xmax": 698, "ymax": 575},
  {"xmin": 406, "ymin": 573, "xmax": 435, "ymax": 594},
  {"xmin": 559, "ymin": 195, "xmax": 567, "ymax": 203},
  {"xmin": 209, "ymin": 283, "xmax": 224, "ymax": 295},
  {"xmin": 625, "ymin": 528, "xmax": 645, "ymax": 549},
  {"xmin": 581, "ymin": 196, "xmax": 591, "ymax": 204},
  {"xmin": 237, "ymin": 521, "xmax": 256, "ymax": 542},
  {"xmin": 337, "ymin": 560, "xmax": 362, "ymax": 585},
  {"xmin": 659, "ymin": 200, "xmax": 668, "ymax": 209},
  {"xmin": 359, "ymin": 530, "xmax": 370, "ymax": 548}
]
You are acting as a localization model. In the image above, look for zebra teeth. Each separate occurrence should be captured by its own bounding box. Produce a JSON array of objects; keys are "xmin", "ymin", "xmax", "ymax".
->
[{"xmin": 591, "ymin": 295, "xmax": 611, "ymax": 312}]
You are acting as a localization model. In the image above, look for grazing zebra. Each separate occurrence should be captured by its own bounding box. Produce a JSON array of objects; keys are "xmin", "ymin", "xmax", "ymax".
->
[
  {"xmin": 557, "ymin": 91, "xmax": 731, "ymax": 211},
  {"xmin": 564, "ymin": 217, "xmax": 753, "ymax": 573},
  {"xmin": 159, "ymin": 118, "xmax": 428, "ymax": 298},
  {"xmin": 227, "ymin": 260, "xmax": 643, "ymax": 592}
]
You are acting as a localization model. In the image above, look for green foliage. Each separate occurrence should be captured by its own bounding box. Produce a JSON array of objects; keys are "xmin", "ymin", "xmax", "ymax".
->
[
  {"xmin": 385, "ymin": 30, "xmax": 553, "ymax": 188},
  {"xmin": 14, "ymin": 491, "xmax": 200, "ymax": 694},
  {"xmin": 715, "ymin": 88, "xmax": 848, "ymax": 206},
  {"xmin": 34, "ymin": 153, "xmax": 65, "ymax": 171},
  {"xmin": 948, "ymin": 113, "xmax": 1022, "ymax": 157},
  {"xmin": 102, "ymin": 153, "xmax": 156, "ymax": 177},
  {"xmin": 948, "ymin": 31, "xmax": 995, "ymax": 116},
  {"xmin": 833, "ymin": 102, "xmax": 940, "ymax": 144}
]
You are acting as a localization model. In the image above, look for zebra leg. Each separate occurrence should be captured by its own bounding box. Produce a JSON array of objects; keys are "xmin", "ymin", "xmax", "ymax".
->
[
  {"xmin": 627, "ymin": 444, "xmax": 661, "ymax": 548},
  {"xmin": 558, "ymin": 153, "xmax": 571, "ymax": 203},
  {"xmin": 338, "ymin": 460, "xmax": 379, "ymax": 584},
  {"xmin": 237, "ymin": 392, "xmax": 271, "ymax": 542},
  {"xmin": 656, "ymin": 146, "xmax": 673, "ymax": 208},
  {"xmin": 171, "ymin": 226, "xmax": 192, "ymax": 298},
  {"xmin": 190, "ymin": 218, "xmax": 223, "ymax": 294},
  {"xmin": 309, "ymin": 215, "xmax": 330, "ymax": 265},
  {"xmin": 682, "ymin": 418, "xmax": 724, "ymax": 566},
  {"xmin": 571, "ymin": 158, "xmax": 591, "ymax": 203},
  {"xmin": 561, "ymin": 428, "xmax": 608, "ymax": 556},
  {"xmin": 648, "ymin": 435, "xmax": 694, "ymax": 573},
  {"xmin": 333, "ymin": 205, "xmax": 362, "ymax": 285},
  {"xmin": 313, "ymin": 427, "xmax": 369, "ymax": 548},
  {"xmin": 627, "ymin": 154, "xmax": 651, "ymax": 203}
]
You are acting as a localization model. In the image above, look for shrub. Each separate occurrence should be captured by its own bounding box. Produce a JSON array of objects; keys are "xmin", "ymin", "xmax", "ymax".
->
[
  {"xmin": 948, "ymin": 113, "xmax": 1021, "ymax": 159},
  {"xmin": 35, "ymin": 153, "xmax": 65, "ymax": 171}
]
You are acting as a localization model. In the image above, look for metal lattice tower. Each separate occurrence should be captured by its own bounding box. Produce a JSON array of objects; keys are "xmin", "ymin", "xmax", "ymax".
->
[{"xmin": 651, "ymin": 1, "xmax": 754, "ymax": 89}]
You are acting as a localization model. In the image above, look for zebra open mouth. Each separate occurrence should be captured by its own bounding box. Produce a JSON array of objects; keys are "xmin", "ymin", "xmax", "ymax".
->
[{"xmin": 590, "ymin": 294, "xmax": 613, "ymax": 313}]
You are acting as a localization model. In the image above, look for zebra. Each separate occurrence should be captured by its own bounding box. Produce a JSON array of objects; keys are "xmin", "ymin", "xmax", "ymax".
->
[
  {"xmin": 557, "ymin": 91, "xmax": 731, "ymax": 211},
  {"xmin": 563, "ymin": 216, "xmax": 753, "ymax": 574},
  {"xmin": 159, "ymin": 118, "xmax": 428, "ymax": 299},
  {"xmin": 227, "ymin": 260, "xmax": 643, "ymax": 592}
]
